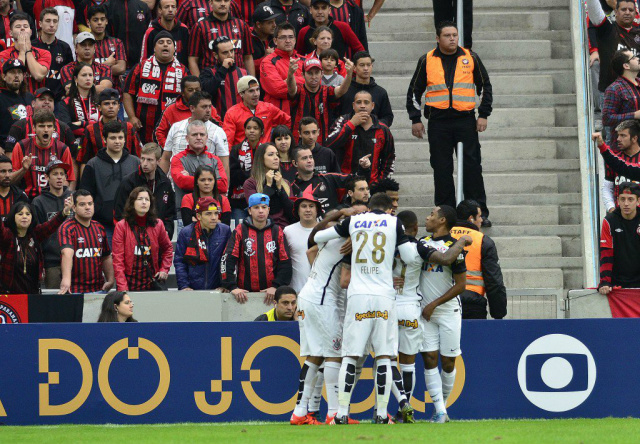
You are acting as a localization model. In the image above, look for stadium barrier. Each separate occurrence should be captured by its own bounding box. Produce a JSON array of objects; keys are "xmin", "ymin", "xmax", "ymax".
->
[
  {"xmin": 565, "ymin": 289, "xmax": 612, "ymax": 318},
  {"xmin": 0, "ymin": 318, "xmax": 636, "ymax": 424}
]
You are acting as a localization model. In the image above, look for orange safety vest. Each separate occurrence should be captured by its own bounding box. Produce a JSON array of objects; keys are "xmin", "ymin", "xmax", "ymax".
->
[
  {"xmin": 425, "ymin": 47, "xmax": 476, "ymax": 111},
  {"xmin": 450, "ymin": 226, "xmax": 485, "ymax": 296}
]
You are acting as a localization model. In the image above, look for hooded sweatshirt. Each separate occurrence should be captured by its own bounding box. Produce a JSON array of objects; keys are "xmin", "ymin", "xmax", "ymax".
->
[
  {"xmin": 337, "ymin": 76, "xmax": 394, "ymax": 127},
  {"xmin": 32, "ymin": 186, "xmax": 73, "ymax": 268},
  {"xmin": 79, "ymin": 148, "xmax": 140, "ymax": 229}
]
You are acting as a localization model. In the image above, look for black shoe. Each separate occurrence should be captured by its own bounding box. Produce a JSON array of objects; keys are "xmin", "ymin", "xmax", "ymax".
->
[
  {"xmin": 394, "ymin": 410, "xmax": 404, "ymax": 424},
  {"xmin": 481, "ymin": 217, "xmax": 492, "ymax": 228},
  {"xmin": 330, "ymin": 415, "xmax": 349, "ymax": 425},
  {"xmin": 375, "ymin": 415, "xmax": 395, "ymax": 424}
]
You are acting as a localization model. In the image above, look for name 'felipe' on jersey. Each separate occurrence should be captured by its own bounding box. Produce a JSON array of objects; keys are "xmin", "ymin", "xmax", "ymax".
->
[
  {"xmin": 418, "ymin": 234, "xmax": 467, "ymax": 310},
  {"xmin": 298, "ymin": 237, "xmax": 346, "ymax": 307},
  {"xmin": 334, "ymin": 210, "xmax": 408, "ymax": 299}
]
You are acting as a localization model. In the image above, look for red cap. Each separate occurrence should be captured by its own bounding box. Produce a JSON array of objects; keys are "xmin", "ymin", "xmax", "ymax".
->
[
  {"xmin": 304, "ymin": 58, "xmax": 322, "ymax": 72},
  {"xmin": 195, "ymin": 197, "xmax": 221, "ymax": 214}
]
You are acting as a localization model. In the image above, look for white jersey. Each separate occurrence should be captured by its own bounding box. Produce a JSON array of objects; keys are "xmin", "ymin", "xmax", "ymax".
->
[
  {"xmin": 335, "ymin": 210, "xmax": 407, "ymax": 299},
  {"xmin": 283, "ymin": 222, "xmax": 313, "ymax": 293},
  {"xmin": 393, "ymin": 239, "xmax": 423, "ymax": 304},
  {"xmin": 418, "ymin": 234, "xmax": 466, "ymax": 310},
  {"xmin": 298, "ymin": 238, "xmax": 346, "ymax": 307}
]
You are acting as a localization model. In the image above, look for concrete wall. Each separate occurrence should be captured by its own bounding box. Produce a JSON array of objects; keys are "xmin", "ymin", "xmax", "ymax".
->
[{"xmin": 565, "ymin": 289, "xmax": 612, "ymax": 318}]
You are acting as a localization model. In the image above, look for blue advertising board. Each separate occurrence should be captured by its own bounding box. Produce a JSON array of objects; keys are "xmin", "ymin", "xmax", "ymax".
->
[{"xmin": 0, "ymin": 319, "xmax": 638, "ymax": 425}]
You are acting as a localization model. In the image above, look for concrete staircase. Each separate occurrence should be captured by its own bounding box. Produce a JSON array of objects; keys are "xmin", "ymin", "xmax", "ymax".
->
[{"xmin": 363, "ymin": 0, "xmax": 582, "ymax": 294}]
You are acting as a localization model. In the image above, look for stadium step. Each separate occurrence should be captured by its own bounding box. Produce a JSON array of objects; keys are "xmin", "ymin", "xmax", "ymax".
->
[{"xmin": 363, "ymin": 0, "xmax": 581, "ymax": 306}]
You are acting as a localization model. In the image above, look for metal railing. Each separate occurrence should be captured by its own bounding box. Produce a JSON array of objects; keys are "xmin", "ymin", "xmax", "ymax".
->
[
  {"xmin": 572, "ymin": 0, "xmax": 602, "ymax": 287},
  {"xmin": 456, "ymin": 0, "xmax": 465, "ymax": 204}
]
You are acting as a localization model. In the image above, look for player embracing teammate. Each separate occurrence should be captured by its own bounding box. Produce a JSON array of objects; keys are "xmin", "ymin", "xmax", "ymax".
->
[{"xmin": 290, "ymin": 193, "xmax": 471, "ymax": 425}]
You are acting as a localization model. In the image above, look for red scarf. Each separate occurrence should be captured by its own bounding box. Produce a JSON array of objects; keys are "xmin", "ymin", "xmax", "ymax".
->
[
  {"xmin": 183, "ymin": 221, "xmax": 208, "ymax": 265},
  {"xmin": 137, "ymin": 56, "xmax": 184, "ymax": 111},
  {"xmin": 231, "ymin": 139, "xmax": 254, "ymax": 200},
  {"xmin": 72, "ymin": 96, "xmax": 99, "ymax": 123}
]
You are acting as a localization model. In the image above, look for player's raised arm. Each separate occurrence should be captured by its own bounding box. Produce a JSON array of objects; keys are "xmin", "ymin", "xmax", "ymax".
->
[{"xmin": 419, "ymin": 235, "xmax": 473, "ymax": 265}]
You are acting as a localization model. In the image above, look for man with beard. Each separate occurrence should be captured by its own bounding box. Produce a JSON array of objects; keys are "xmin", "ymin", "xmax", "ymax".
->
[
  {"xmin": 0, "ymin": 154, "xmax": 27, "ymax": 221},
  {"xmin": 0, "ymin": 59, "xmax": 32, "ymax": 152},
  {"xmin": 33, "ymin": 159, "xmax": 73, "ymax": 289}
]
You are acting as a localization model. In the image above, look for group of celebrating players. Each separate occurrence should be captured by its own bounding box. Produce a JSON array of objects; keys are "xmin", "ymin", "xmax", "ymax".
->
[{"xmin": 289, "ymin": 193, "xmax": 473, "ymax": 425}]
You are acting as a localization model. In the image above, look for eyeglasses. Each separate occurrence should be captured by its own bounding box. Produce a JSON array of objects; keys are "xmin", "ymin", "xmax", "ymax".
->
[{"xmin": 277, "ymin": 35, "xmax": 295, "ymax": 41}]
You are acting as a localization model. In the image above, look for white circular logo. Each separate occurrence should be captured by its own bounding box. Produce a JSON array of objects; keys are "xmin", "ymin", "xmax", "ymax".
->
[{"xmin": 517, "ymin": 334, "xmax": 596, "ymax": 412}]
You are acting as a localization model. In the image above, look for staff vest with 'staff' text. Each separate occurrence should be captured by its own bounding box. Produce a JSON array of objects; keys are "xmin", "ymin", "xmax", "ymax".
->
[
  {"xmin": 425, "ymin": 47, "xmax": 476, "ymax": 111},
  {"xmin": 450, "ymin": 226, "xmax": 485, "ymax": 296}
]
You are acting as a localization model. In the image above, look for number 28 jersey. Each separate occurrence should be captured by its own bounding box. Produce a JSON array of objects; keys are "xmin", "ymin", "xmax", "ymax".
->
[{"xmin": 334, "ymin": 209, "xmax": 408, "ymax": 299}]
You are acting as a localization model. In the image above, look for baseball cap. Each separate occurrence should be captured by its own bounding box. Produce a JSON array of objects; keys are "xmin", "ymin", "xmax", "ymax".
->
[
  {"xmin": 253, "ymin": 4, "xmax": 278, "ymax": 22},
  {"xmin": 45, "ymin": 159, "xmax": 70, "ymax": 175},
  {"xmin": 247, "ymin": 193, "xmax": 270, "ymax": 208},
  {"xmin": 304, "ymin": 58, "xmax": 322, "ymax": 72},
  {"xmin": 34, "ymin": 87, "xmax": 54, "ymax": 99},
  {"xmin": 2, "ymin": 58, "xmax": 26, "ymax": 74},
  {"xmin": 237, "ymin": 75, "xmax": 259, "ymax": 93},
  {"xmin": 195, "ymin": 197, "xmax": 220, "ymax": 214},
  {"xmin": 75, "ymin": 32, "xmax": 96, "ymax": 45},
  {"xmin": 97, "ymin": 88, "xmax": 120, "ymax": 104}
]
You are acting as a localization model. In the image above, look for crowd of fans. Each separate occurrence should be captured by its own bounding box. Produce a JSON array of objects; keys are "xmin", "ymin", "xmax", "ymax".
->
[
  {"xmin": 585, "ymin": 0, "xmax": 640, "ymax": 293},
  {"xmin": 0, "ymin": 0, "xmax": 507, "ymax": 321}
]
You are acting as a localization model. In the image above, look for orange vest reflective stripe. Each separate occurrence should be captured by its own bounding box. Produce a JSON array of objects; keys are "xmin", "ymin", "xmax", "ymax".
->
[
  {"xmin": 450, "ymin": 226, "xmax": 485, "ymax": 296},
  {"xmin": 425, "ymin": 47, "xmax": 476, "ymax": 111}
]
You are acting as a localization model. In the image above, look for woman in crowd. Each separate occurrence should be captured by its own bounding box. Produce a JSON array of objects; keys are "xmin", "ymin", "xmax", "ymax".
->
[
  {"xmin": 112, "ymin": 187, "xmax": 173, "ymax": 291},
  {"xmin": 308, "ymin": 26, "xmax": 346, "ymax": 77},
  {"xmin": 181, "ymin": 165, "xmax": 231, "ymax": 227},
  {"xmin": 243, "ymin": 143, "xmax": 293, "ymax": 227},
  {"xmin": 271, "ymin": 125, "xmax": 296, "ymax": 183},
  {"xmin": 0, "ymin": 198, "xmax": 73, "ymax": 294},
  {"xmin": 97, "ymin": 291, "xmax": 137, "ymax": 322},
  {"xmin": 229, "ymin": 117, "xmax": 264, "ymax": 224},
  {"xmin": 57, "ymin": 63, "xmax": 100, "ymax": 140}
]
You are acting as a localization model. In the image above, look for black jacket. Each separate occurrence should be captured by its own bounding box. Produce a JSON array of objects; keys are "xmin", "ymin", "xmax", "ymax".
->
[
  {"xmin": 406, "ymin": 46, "xmax": 492, "ymax": 123},
  {"xmin": 337, "ymin": 77, "xmax": 394, "ymax": 127},
  {"xmin": 107, "ymin": 0, "xmax": 152, "ymax": 69},
  {"xmin": 308, "ymin": 142, "xmax": 341, "ymax": 174},
  {"xmin": 455, "ymin": 220, "xmax": 507, "ymax": 320},
  {"xmin": 113, "ymin": 166, "xmax": 176, "ymax": 239},
  {"xmin": 260, "ymin": 0, "xmax": 310, "ymax": 36},
  {"xmin": 0, "ymin": 89, "xmax": 33, "ymax": 150},
  {"xmin": 291, "ymin": 171, "xmax": 350, "ymax": 214},
  {"xmin": 32, "ymin": 187, "xmax": 73, "ymax": 268}
]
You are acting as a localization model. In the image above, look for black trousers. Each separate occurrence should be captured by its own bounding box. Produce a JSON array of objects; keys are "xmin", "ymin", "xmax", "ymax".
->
[
  {"xmin": 432, "ymin": 0, "xmax": 474, "ymax": 49},
  {"xmin": 460, "ymin": 289, "xmax": 488, "ymax": 319},
  {"xmin": 427, "ymin": 115, "xmax": 488, "ymax": 217}
]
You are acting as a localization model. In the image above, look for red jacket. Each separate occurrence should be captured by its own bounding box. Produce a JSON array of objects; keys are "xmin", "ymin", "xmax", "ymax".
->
[
  {"xmin": 260, "ymin": 48, "xmax": 305, "ymax": 115},
  {"xmin": 170, "ymin": 146, "xmax": 228, "ymax": 193},
  {"xmin": 222, "ymin": 101, "xmax": 291, "ymax": 147},
  {"xmin": 155, "ymin": 98, "xmax": 221, "ymax": 147},
  {"xmin": 112, "ymin": 219, "xmax": 173, "ymax": 291}
]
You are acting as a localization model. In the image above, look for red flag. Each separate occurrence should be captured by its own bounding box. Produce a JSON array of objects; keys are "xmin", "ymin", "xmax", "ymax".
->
[
  {"xmin": 0, "ymin": 294, "xmax": 29, "ymax": 323},
  {"xmin": 608, "ymin": 288, "xmax": 640, "ymax": 317}
]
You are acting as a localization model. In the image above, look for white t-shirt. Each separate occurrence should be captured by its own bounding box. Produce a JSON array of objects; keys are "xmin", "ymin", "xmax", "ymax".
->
[
  {"xmin": 418, "ymin": 234, "xmax": 467, "ymax": 311},
  {"xmin": 164, "ymin": 118, "xmax": 229, "ymax": 158},
  {"xmin": 284, "ymin": 222, "xmax": 314, "ymax": 293},
  {"xmin": 298, "ymin": 237, "xmax": 346, "ymax": 307}
]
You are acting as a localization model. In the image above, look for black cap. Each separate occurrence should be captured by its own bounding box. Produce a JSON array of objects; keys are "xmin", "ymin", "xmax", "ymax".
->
[
  {"xmin": 153, "ymin": 30, "xmax": 174, "ymax": 47},
  {"xmin": 34, "ymin": 87, "xmax": 54, "ymax": 99},
  {"xmin": 97, "ymin": 88, "xmax": 120, "ymax": 104},
  {"xmin": 2, "ymin": 58, "xmax": 26, "ymax": 74},
  {"xmin": 45, "ymin": 159, "xmax": 70, "ymax": 175},
  {"xmin": 310, "ymin": 0, "xmax": 330, "ymax": 5},
  {"xmin": 253, "ymin": 4, "xmax": 278, "ymax": 22}
]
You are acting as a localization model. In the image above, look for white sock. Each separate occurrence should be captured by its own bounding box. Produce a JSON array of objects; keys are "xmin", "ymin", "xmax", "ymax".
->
[
  {"xmin": 337, "ymin": 357, "xmax": 358, "ymax": 417},
  {"xmin": 390, "ymin": 360, "xmax": 407, "ymax": 408},
  {"xmin": 375, "ymin": 358, "xmax": 392, "ymax": 419},
  {"xmin": 425, "ymin": 367, "xmax": 446, "ymax": 414},
  {"xmin": 293, "ymin": 361, "xmax": 319, "ymax": 417},
  {"xmin": 400, "ymin": 363, "xmax": 416, "ymax": 403},
  {"xmin": 324, "ymin": 361, "xmax": 341, "ymax": 417},
  {"xmin": 308, "ymin": 366, "xmax": 324, "ymax": 413},
  {"xmin": 441, "ymin": 368, "xmax": 456, "ymax": 406}
]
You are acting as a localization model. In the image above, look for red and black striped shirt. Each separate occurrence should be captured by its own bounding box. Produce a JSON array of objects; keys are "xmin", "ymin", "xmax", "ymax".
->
[
  {"xmin": 0, "ymin": 185, "xmax": 28, "ymax": 222},
  {"xmin": 177, "ymin": 0, "xmax": 242, "ymax": 29},
  {"xmin": 234, "ymin": 0, "xmax": 259, "ymax": 24},
  {"xmin": 58, "ymin": 217, "xmax": 111, "ymax": 294},
  {"xmin": 129, "ymin": 224, "xmax": 154, "ymax": 291},
  {"xmin": 0, "ymin": 46, "xmax": 51, "ymax": 93},
  {"xmin": 605, "ymin": 149, "xmax": 640, "ymax": 204},
  {"xmin": 221, "ymin": 219, "xmax": 291, "ymax": 291},
  {"xmin": 289, "ymin": 84, "xmax": 337, "ymax": 142},
  {"xmin": 94, "ymin": 36, "xmax": 127, "ymax": 91},
  {"xmin": 189, "ymin": 13, "xmax": 253, "ymax": 71},
  {"xmin": 11, "ymin": 138, "xmax": 76, "ymax": 199},
  {"xmin": 200, "ymin": 64, "xmax": 246, "ymax": 119},
  {"xmin": 77, "ymin": 120, "xmax": 142, "ymax": 164}
]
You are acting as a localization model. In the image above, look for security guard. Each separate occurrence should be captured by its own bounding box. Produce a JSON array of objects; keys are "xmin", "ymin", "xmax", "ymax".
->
[
  {"xmin": 406, "ymin": 20, "xmax": 493, "ymax": 226},
  {"xmin": 254, "ymin": 286, "xmax": 298, "ymax": 321},
  {"xmin": 450, "ymin": 199, "xmax": 507, "ymax": 319}
]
